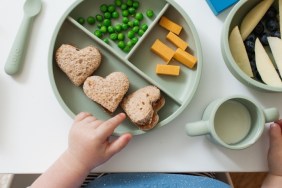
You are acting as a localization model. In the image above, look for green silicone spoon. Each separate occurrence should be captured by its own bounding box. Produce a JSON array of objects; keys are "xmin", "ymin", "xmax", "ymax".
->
[{"xmin": 4, "ymin": 0, "xmax": 42, "ymax": 75}]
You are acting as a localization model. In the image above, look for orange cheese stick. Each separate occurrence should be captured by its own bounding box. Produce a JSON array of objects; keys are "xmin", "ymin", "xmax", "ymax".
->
[
  {"xmin": 174, "ymin": 48, "xmax": 197, "ymax": 68},
  {"xmin": 166, "ymin": 32, "xmax": 189, "ymax": 50},
  {"xmin": 156, "ymin": 64, "xmax": 180, "ymax": 76},
  {"xmin": 151, "ymin": 39, "xmax": 175, "ymax": 63},
  {"xmin": 159, "ymin": 16, "xmax": 182, "ymax": 35}
]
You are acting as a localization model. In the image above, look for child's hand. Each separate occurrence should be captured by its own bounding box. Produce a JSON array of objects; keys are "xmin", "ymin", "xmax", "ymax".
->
[
  {"xmin": 66, "ymin": 112, "xmax": 132, "ymax": 172},
  {"xmin": 268, "ymin": 120, "xmax": 282, "ymax": 177}
]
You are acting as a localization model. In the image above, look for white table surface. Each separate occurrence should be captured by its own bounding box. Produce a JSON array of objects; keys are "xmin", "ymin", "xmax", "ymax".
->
[{"xmin": 1, "ymin": 0, "xmax": 282, "ymax": 174}]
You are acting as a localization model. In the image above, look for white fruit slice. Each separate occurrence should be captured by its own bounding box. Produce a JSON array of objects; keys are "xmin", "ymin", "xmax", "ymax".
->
[
  {"xmin": 279, "ymin": 0, "xmax": 282, "ymax": 31},
  {"xmin": 255, "ymin": 38, "xmax": 282, "ymax": 87},
  {"xmin": 240, "ymin": 0, "xmax": 274, "ymax": 41},
  {"xmin": 229, "ymin": 26, "xmax": 253, "ymax": 77},
  {"xmin": 268, "ymin": 37, "xmax": 282, "ymax": 78}
]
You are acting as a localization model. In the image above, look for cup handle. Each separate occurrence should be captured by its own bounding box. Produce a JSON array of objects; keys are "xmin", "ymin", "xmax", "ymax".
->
[
  {"xmin": 263, "ymin": 108, "xmax": 279, "ymax": 123},
  {"xmin": 186, "ymin": 121, "xmax": 209, "ymax": 136}
]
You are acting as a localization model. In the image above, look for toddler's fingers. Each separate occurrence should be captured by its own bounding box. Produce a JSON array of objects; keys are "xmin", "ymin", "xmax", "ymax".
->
[
  {"xmin": 97, "ymin": 113, "xmax": 126, "ymax": 138},
  {"xmin": 269, "ymin": 123, "xmax": 282, "ymax": 146},
  {"xmin": 74, "ymin": 112, "xmax": 92, "ymax": 122},
  {"xmin": 107, "ymin": 133, "xmax": 132, "ymax": 156},
  {"xmin": 81, "ymin": 116, "xmax": 98, "ymax": 124},
  {"xmin": 274, "ymin": 119, "xmax": 282, "ymax": 128}
]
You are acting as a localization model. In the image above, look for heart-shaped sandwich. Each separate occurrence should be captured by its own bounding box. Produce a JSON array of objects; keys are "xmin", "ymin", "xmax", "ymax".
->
[
  {"xmin": 55, "ymin": 44, "xmax": 102, "ymax": 86},
  {"xmin": 121, "ymin": 86, "xmax": 165, "ymax": 131},
  {"xmin": 83, "ymin": 72, "xmax": 129, "ymax": 113}
]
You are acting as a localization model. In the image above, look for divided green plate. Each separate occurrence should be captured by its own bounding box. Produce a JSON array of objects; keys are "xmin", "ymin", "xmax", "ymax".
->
[{"xmin": 48, "ymin": 0, "xmax": 203, "ymax": 135}]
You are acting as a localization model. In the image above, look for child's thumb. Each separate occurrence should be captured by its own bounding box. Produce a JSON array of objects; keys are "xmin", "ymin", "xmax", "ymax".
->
[{"xmin": 269, "ymin": 123, "xmax": 282, "ymax": 146}]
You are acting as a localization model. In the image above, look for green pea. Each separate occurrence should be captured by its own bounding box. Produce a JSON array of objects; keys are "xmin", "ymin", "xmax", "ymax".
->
[
  {"xmin": 122, "ymin": 10, "xmax": 129, "ymax": 17},
  {"xmin": 128, "ymin": 21, "xmax": 134, "ymax": 27},
  {"xmin": 103, "ymin": 19, "xmax": 111, "ymax": 27},
  {"xmin": 133, "ymin": 19, "xmax": 139, "ymax": 26},
  {"xmin": 108, "ymin": 26, "xmax": 115, "ymax": 33},
  {"xmin": 126, "ymin": 0, "xmax": 133, "ymax": 7},
  {"xmin": 118, "ymin": 41, "xmax": 126, "ymax": 49},
  {"xmin": 131, "ymin": 37, "xmax": 138, "ymax": 44},
  {"xmin": 112, "ymin": 11, "xmax": 119, "ymax": 19},
  {"xmin": 135, "ymin": 12, "xmax": 143, "ymax": 21},
  {"xmin": 118, "ymin": 33, "xmax": 125, "ymax": 41},
  {"xmin": 121, "ymin": 3, "xmax": 127, "ymax": 10},
  {"xmin": 100, "ymin": 4, "xmax": 108, "ymax": 13},
  {"xmin": 127, "ymin": 40, "xmax": 134, "ymax": 47},
  {"xmin": 108, "ymin": 4, "xmax": 116, "ymax": 12},
  {"xmin": 104, "ymin": 12, "xmax": 111, "ymax": 19},
  {"xmin": 122, "ymin": 17, "xmax": 129, "ymax": 24},
  {"xmin": 128, "ymin": 7, "xmax": 136, "ymax": 15},
  {"xmin": 121, "ymin": 23, "xmax": 129, "ymax": 30},
  {"xmin": 141, "ymin": 23, "xmax": 148, "ymax": 31},
  {"xmin": 115, "ymin": 0, "xmax": 122, "ymax": 7},
  {"xmin": 123, "ymin": 45, "xmax": 131, "ymax": 53},
  {"xmin": 114, "ymin": 24, "xmax": 122, "ymax": 32},
  {"xmin": 127, "ymin": 30, "xmax": 135, "ymax": 39},
  {"xmin": 100, "ymin": 26, "xmax": 107, "ymax": 33},
  {"xmin": 132, "ymin": 1, "xmax": 139, "ymax": 9},
  {"xmin": 96, "ymin": 14, "xmax": 103, "ymax": 22},
  {"xmin": 132, "ymin": 26, "xmax": 139, "ymax": 33},
  {"xmin": 146, "ymin": 9, "xmax": 154, "ymax": 18},
  {"xmin": 103, "ymin": 38, "xmax": 110, "ymax": 44},
  {"xmin": 86, "ymin": 16, "xmax": 95, "ymax": 25},
  {"xmin": 94, "ymin": 30, "xmax": 103, "ymax": 38},
  {"xmin": 138, "ymin": 29, "xmax": 145, "ymax": 36},
  {"xmin": 110, "ymin": 33, "xmax": 118, "ymax": 40},
  {"xmin": 76, "ymin": 17, "xmax": 85, "ymax": 25}
]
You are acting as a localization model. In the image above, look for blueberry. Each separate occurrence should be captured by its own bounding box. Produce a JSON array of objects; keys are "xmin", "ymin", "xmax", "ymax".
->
[
  {"xmin": 246, "ymin": 33, "xmax": 256, "ymax": 42},
  {"xmin": 248, "ymin": 51, "xmax": 255, "ymax": 62},
  {"xmin": 244, "ymin": 40, "xmax": 255, "ymax": 53},
  {"xmin": 249, "ymin": 60, "xmax": 262, "ymax": 81},
  {"xmin": 250, "ymin": 59, "xmax": 256, "ymax": 70},
  {"xmin": 271, "ymin": 30, "xmax": 281, "ymax": 38},
  {"xmin": 259, "ymin": 33, "xmax": 269, "ymax": 46},
  {"xmin": 254, "ymin": 22, "xmax": 264, "ymax": 36},
  {"xmin": 264, "ymin": 6, "xmax": 277, "ymax": 19},
  {"xmin": 266, "ymin": 19, "xmax": 279, "ymax": 32}
]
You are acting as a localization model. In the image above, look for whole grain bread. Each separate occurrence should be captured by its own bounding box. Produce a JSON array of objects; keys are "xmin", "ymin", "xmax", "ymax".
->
[
  {"xmin": 55, "ymin": 44, "xmax": 102, "ymax": 86},
  {"xmin": 121, "ymin": 86, "xmax": 165, "ymax": 131},
  {"xmin": 83, "ymin": 72, "xmax": 129, "ymax": 113}
]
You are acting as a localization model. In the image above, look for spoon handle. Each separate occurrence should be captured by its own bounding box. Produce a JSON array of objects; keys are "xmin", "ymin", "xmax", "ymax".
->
[{"xmin": 5, "ymin": 16, "xmax": 33, "ymax": 75}]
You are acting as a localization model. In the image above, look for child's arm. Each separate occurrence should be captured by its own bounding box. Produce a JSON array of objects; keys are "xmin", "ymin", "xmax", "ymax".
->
[
  {"xmin": 31, "ymin": 112, "xmax": 132, "ymax": 188},
  {"xmin": 262, "ymin": 120, "xmax": 282, "ymax": 188}
]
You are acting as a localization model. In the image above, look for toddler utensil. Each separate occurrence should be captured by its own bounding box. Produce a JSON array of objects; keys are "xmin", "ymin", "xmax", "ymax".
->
[{"xmin": 4, "ymin": 0, "xmax": 42, "ymax": 75}]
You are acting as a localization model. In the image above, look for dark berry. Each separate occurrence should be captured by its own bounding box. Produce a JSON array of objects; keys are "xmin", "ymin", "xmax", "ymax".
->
[
  {"xmin": 254, "ymin": 22, "xmax": 264, "ymax": 36},
  {"xmin": 245, "ymin": 40, "xmax": 255, "ymax": 53},
  {"xmin": 250, "ymin": 60, "xmax": 262, "ymax": 81},
  {"xmin": 259, "ymin": 33, "xmax": 269, "ymax": 46},
  {"xmin": 246, "ymin": 33, "xmax": 256, "ymax": 42},
  {"xmin": 271, "ymin": 30, "xmax": 281, "ymax": 38},
  {"xmin": 266, "ymin": 19, "xmax": 279, "ymax": 32},
  {"xmin": 264, "ymin": 6, "xmax": 277, "ymax": 19},
  {"xmin": 247, "ymin": 52, "xmax": 255, "ymax": 62}
]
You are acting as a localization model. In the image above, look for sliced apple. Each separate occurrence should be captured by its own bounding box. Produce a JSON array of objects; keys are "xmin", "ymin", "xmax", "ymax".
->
[
  {"xmin": 255, "ymin": 38, "xmax": 282, "ymax": 87},
  {"xmin": 229, "ymin": 26, "xmax": 254, "ymax": 77},
  {"xmin": 268, "ymin": 37, "xmax": 282, "ymax": 78},
  {"xmin": 240, "ymin": 0, "xmax": 274, "ymax": 41}
]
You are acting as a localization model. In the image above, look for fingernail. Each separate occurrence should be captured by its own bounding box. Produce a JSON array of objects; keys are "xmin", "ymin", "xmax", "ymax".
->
[{"xmin": 270, "ymin": 123, "xmax": 277, "ymax": 129}]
